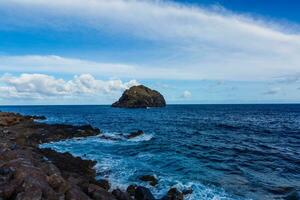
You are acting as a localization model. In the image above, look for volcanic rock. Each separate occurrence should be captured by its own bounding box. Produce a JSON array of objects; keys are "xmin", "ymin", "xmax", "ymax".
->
[
  {"xmin": 134, "ymin": 186, "xmax": 155, "ymax": 200},
  {"xmin": 161, "ymin": 188, "xmax": 183, "ymax": 200},
  {"xmin": 96, "ymin": 179, "xmax": 110, "ymax": 191},
  {"xmin": 127, "ymin": 184, "xmax": 137, "ymax": 197},
  {"xmin": 139, "ymin": 175, "xmax": 158, "ymax": 186},
  {"xmin": 127, "ymin": 130, "xmax": 144, "ymax": 139},
  {"xmin": 112, "ymin": 85, "xmax": 166, "ymax": 108},
  {"xmin": 112, "ymin": 188, "xmax": 133, "ymax": 200}
]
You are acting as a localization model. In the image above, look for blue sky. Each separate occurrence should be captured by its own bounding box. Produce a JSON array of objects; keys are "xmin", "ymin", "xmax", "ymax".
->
[{"xmin": 0, "ymin": 0, "xmax": 300, "ymax": 105}]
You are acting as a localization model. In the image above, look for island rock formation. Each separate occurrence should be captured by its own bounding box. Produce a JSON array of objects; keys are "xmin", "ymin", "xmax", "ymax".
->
[{"xmin": 112, "ymin": 85, "xmax": 166, "ymax": 108}]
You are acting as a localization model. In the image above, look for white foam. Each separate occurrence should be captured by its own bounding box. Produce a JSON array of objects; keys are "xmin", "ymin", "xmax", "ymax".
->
[
  {"xmin": 128, "ymin": 134, "xmax": 153, "ymax": 142},
  {"xmin": 40, "ymin": 133, "xmax": 243, "ymax": 200},
  {"xmin": 91, "ymin": 153, "xmax": 241, "ymax": 200}
]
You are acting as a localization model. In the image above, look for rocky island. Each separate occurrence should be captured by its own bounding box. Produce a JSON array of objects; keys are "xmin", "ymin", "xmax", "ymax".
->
[
  {"xmin": 112, "ymin": 85, "xmax": 166, "ymax": 108},
  {"xmin": 0, "ymin": 112, "xmax": 186, "ymax": 200}
]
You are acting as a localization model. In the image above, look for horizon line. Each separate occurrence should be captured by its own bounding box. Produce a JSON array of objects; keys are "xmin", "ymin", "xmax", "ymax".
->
[{"xmin": 1, "ymin": 103, "xmax": 300, "ymax": 107}]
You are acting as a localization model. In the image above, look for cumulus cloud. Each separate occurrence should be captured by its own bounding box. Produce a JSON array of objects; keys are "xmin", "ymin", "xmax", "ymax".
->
[
  {"xmin": 181, "ymin": 90, "xmax": 192, "ymax": 99},
  {"xmin": 0, "ymin": 0, "xmax": 300, "ymax": 80},
  {"xmin": 0, "ymin": 73, "xmax": 139, "ymax": 99}
]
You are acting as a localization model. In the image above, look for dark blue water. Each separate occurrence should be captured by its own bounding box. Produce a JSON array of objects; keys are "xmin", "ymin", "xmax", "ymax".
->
[{"xmin": 0, "ymin": 105, "xmax": 299, "ymax": 200}]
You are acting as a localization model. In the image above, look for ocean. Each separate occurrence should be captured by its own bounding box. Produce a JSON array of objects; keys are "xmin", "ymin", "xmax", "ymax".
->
[{"xmin": 0, "ymin": 105, "xmax": 299, "ymax": 200}]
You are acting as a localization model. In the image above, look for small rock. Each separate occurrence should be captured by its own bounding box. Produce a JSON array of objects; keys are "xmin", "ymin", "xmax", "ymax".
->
[
  {"xmin": 127, "ymin": 130, "xmax": 144, "ymax": 139},
  {"xmin": 161, "ymin": 188, "xmax": 183, "ymax": 200},
  {"xmin": 140, "ymin": 175, "xmax": 158, "ymax": 186},
  {"xmin": 135, "ymin": 186, "xmax": 155, "ymax": 200}
]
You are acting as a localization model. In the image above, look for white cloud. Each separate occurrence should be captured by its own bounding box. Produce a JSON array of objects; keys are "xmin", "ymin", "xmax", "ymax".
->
[
  {"xmin": 263, "ymin": 87, "xmax": 281, "ymax": 95},
  {"xmin": 275, "ymin": 74, "xmax": 300, "ymax": 84},
  {"xmin": 0, "ymin": 0, "xmax": 300, "ymax": 80},
  {"xmin": 0, "ymin": 55, "xmax": 137, "ymax": 77},
  {"xmin": 181, "ymin": 90, "xmax": 192, "ymax": 99},
  {"xmin": 0, "ymin": 55, "xmax": 194, "ymax": 80},
  {"xmin": 0, "ymin": 73, "xmax": 139, "ymax": 99}
]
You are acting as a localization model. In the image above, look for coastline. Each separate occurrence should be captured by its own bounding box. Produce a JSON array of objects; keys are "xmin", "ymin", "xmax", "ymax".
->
[{"xmin": 0, "ymin": 112, "xmax": 184, "ymax": 200}]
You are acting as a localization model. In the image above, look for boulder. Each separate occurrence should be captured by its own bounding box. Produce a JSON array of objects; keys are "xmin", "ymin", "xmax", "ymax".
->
[
  {"xmin": 127, "ymin": 130, "xmax": 144, "ymax": 139},
  {"xmin": 161, "ymin": 188, "xmax": 183, "ymax": 200},
  {"xmin": 135, "ymin": 186, "xmax": 155, "ymax": 200},
  {"xmin": 139, "ymin": 175, "xmax": 158, "ymax": 186},
  {"xmin": 112, "ymin": 85, "xmax": 166, "ymax": 108}
]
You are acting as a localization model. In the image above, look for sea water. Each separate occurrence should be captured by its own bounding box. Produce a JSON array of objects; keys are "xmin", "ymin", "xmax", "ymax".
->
[{"xmin": 1, "ymin": 105, "xmax": 299, "ymax": 200}]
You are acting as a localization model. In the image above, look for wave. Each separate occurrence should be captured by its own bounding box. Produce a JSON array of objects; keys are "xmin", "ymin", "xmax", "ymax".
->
[
  {"xmin": 98, "ymin": 132, "xmax": 154, "ymax": 143},
  {"xmin": 90, "ymin": 152, "xmax": 241, "ymax": 200},
  {"xmin": 99, "ymin": 164, "xmax": 240, "ymax": 200},
  {"xmin": 127, "ymin": 134, "xmax": 153, "ymax": 142}
]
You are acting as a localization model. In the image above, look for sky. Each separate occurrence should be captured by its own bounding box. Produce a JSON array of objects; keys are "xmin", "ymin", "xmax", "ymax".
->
[{"xmin": 1, "ymin": 0, "xmax": 300, "ymax": 105}]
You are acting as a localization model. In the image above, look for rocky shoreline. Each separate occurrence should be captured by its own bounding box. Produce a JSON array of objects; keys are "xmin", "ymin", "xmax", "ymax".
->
[{"xmin": 0, "ymin": 112, "xmax": 185, "ymax": 200}]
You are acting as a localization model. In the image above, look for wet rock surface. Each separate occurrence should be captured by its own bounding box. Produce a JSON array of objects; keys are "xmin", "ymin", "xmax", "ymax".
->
[
  {"xmin": 161, "ymin": 188, "xmax": 184, "ymax": 200},
  {"xmin": 135, "ymin": 186, "xmax": 156, "ymax": 200},
  {"xmin": 0, "ymin": 112, "xmax": 182, "ymax": 200},
  {"xmin": 127, "ymin": 130, "xmax": 144, "ymax": 139},
  {"xmin": 139, "ymin": 175, "xmax": 158, "ymax": 187},
  {"xmin": 112, "ymin": 85, "xmax": 166, "ymax": 108}
]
